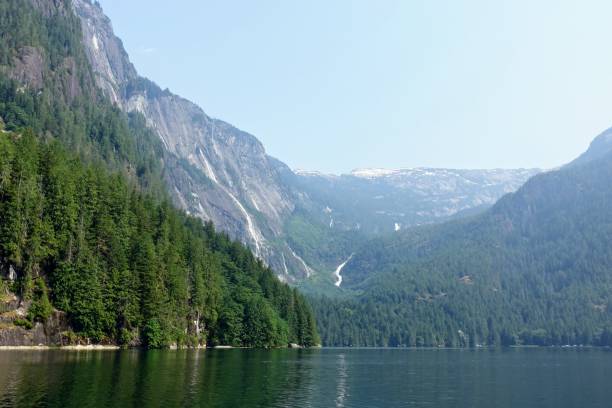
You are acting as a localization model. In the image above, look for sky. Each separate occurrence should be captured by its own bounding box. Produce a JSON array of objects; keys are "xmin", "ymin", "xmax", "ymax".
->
[{"xmin": 99, "ymin": 0, "xmax": 612, "ymax": 174}]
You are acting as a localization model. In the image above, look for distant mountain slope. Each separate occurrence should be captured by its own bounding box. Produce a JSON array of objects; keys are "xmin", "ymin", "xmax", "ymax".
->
[
  {"xmin": 281, "ymin": 167, "xmax": 538, "ymax": 289},
  {"xmin": 313, "ymin": 135, "xmax": 612, "ymax": 347},
  {"xmin": 290, "ymin": 167, "xmax": 539, "ymax": 235},
  {"xmin": 568, "ymin": 127, "xmax": 612, "ymax": 167}
]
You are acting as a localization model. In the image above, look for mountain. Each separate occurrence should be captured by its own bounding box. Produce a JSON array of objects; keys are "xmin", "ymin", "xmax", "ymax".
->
[
  {"xmin": 312, "ymin": 132, "xmax": 612, "ymax": 347},
  {"xmin": 568, "ymin": 127, "xmax": 612, "ymax": 167},
  {"xmin": 290, "ymin": 167, "xmax": 539, "ymax": 235},
  {"xmin": 70, "ymin": 0, "xmax": 538, "ymax": 285},
  {"xmin": 72, "ymin": 0, "xmax": 305, "ymax": 280},
  {"xmin": 281, "ymin": 167, "xmax": 538, "ymax": 289},
  {"xmin": 2, "ymin": 0, "xmax": 607, "ymax": 351},
  {"xmin": 0, "ymin": 0, "xmax": 318, "ymax": 348}
]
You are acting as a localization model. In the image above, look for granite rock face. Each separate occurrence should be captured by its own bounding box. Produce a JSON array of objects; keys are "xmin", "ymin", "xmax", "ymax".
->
[
  {"xmin": 71, "ymin": 0, "xmax": 308, "ymax": 279},
  {"xmin": 0, "ymin": 294, "xmax": 70, "ymax": 347},
  {"xmin": 6, "ymin": 46, "xmax": 45, "ymax": 90}
]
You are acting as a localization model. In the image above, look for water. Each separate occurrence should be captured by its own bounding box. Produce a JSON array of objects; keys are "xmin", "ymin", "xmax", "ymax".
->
[{"xmin": 0, "ymin": 348, "xmax": 610, "ymax": 407}]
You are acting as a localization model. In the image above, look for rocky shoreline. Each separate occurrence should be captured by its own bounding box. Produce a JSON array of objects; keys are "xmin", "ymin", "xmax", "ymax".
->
[
  {"xmin": 1, "ymin": 290, "xmax": 317, "ymax": 350},
  {"xmin": 0, "ymin": 345, "xmax": 120, "ymax": 350}
]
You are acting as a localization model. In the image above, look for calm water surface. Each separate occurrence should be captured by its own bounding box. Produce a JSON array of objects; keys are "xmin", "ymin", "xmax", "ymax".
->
[{"xmin": 0, "ymin": 348, "xmax": 610, "ymax": 407}]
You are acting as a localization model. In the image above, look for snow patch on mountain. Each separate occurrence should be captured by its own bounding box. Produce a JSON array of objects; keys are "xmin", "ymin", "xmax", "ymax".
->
[
  {"xmin": 294, "ymin": 169, "xmax": 336, "ymax": 178},
  {"xmin": 351, "ymin": 168, "xmax": 399, "ymax": 178}
]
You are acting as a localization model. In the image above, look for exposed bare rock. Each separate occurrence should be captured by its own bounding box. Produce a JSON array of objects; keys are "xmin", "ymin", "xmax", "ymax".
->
[
  {"xmin": 0, "ymin": 313, "xmax": 70, "ymax": 347},
  {"xmin": 0, "ymin": 293, "xmax": 70, "ymax": 347},
  {"xmin": 291, "ymin": 167, "xmax": 540, "ymax": 235},
  {"xmin": 72, "ymin": 0, "xmax": 136, "ymax": 106},
  {"xmin": 8, "ymin": 46, "xmax": 44, "ymax": 90},
  {"xmin": 71, "ymin": 0, "xmax": 307, "ymax": 280}
]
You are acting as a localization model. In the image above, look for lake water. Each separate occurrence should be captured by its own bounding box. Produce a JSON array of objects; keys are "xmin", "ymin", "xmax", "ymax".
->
[{"xmin": 0, "ymin": 348, "xmax": 610, "ymax": 407}]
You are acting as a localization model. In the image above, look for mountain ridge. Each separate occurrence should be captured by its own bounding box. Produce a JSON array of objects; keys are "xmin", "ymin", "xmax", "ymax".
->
[
  {"xmin": 70, "ymin": 0, "xmax": 540, "ymax": 285},
  {"xmin": 568, "ymin": 127, "xmax": 612, "ymax": 168},
  {"xmin": 312, "ymin": 133, "xmax": 612, "ymax": 346}
]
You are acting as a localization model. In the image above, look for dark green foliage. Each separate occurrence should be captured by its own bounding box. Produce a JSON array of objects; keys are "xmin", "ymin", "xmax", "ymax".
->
[
  {"xmin": 313, "ymin": 152, "xmax": 612, "ymax": 347},
  {"xmin": 13, "ymin": 318, "xmax": 32, "ymax": 330},
  {"xmin": 27, "ymin": 279, "xmax": 53, "ymax": 323},
  {"xmin": 285, "ymin": 211, "xmax": 362, "ymax": 282},
  {"xmin": 0, "ymin": 131, "xmax": 319, "ymax": 347},
  {"xmin": 0, "ymin": 0, "xmax": 166, "ymax": 197},
  {"xmin": 0, "ymin": 0, "xmax": 318, "ymax": 348}
]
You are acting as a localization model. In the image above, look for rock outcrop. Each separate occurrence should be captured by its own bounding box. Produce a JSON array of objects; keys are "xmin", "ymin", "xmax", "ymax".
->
[
  {"xmin": 72, "ymin": 0, "xmax": 305, "ymax": 279},
  {"xmin": 0, "ymin": 293, "xmax": 70, "ymax": 347}
]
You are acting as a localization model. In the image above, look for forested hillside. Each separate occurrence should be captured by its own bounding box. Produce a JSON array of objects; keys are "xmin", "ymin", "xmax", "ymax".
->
[
  {"xmin": 313, "ymin": 135, "xmax": 612, "ymax": 347},
  {"xmin": 0, "ymin": 0, "xmax": 318, "ymax": 348},
  {"xmin": 282, "ymin": 167, "xmax": 538, "ymax": 289}
]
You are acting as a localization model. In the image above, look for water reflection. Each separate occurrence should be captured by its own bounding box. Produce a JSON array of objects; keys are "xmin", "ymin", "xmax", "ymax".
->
[
  {"xmin": 1, "ymin": 348, "xmax": 612, "ymax": 408},
  {"xmin": 335, "ymin": 353, "xmax": 348, "ymax": 407},
  {"xmin": 0, "ymin": 350, "xmax": 318, "ymax": 408}
]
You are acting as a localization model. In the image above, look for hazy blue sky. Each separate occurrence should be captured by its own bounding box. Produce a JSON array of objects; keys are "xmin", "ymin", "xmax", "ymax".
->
[{"xmin": 99, "ymin": 0, "xmax": 612, "ymax": 174}]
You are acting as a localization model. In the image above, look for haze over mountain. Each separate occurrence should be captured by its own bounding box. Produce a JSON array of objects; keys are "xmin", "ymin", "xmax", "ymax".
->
[
  {"xmin": 70, "ymin": 0, "xmax": 538, "ymax": 286},
  {"xmin": 292, "ymin": 167, "xmax": 539, "ymax": 234},
  {"xmin": 99, "ymin": 0, "xmax": 612, "ymax": 175},
  {"xmin": 313, "ymin": 128, "xmax": 612, "ymax": 347}
]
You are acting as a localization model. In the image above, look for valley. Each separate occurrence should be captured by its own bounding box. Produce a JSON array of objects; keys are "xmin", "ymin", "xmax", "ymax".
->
[
  {"xmin": 1, "ymin": 0, "xmax": 611, "ymax": 352},
  {"xmin": 71, "ymin": 0, "xmax": 540, "ymax": 285},
  {"xmin": 1, "ymin": 1, "xmax": 611, "ymax": 407}
]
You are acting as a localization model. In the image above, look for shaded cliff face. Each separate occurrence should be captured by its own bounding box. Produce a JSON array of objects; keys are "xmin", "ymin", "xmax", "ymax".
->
[
  {"xmin": 1, "ymin": 0, "xmax": 93, "ymax": 102},
  {"xmin": 0, "ymin": 293, "xmax": 70, "ymax": 347}
]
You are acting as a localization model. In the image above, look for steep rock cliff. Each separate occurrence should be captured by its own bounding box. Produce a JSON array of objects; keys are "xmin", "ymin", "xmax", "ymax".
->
[{"xmin": 72, "ymin": 0, "xmax": 307, "ymax": 279}]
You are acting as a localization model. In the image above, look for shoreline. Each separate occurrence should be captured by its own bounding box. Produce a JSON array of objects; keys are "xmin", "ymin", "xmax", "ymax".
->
[
  {"xmin": 0, "ymin": 344, "xmax": 314, "ymax": 351},
  {"xmin": 0, "ymin": 345, "xmax": 608, "ymax": 351},
  {"xmin": 0, "ymin": 345, "xmax": 121, "ymax": 351}
]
